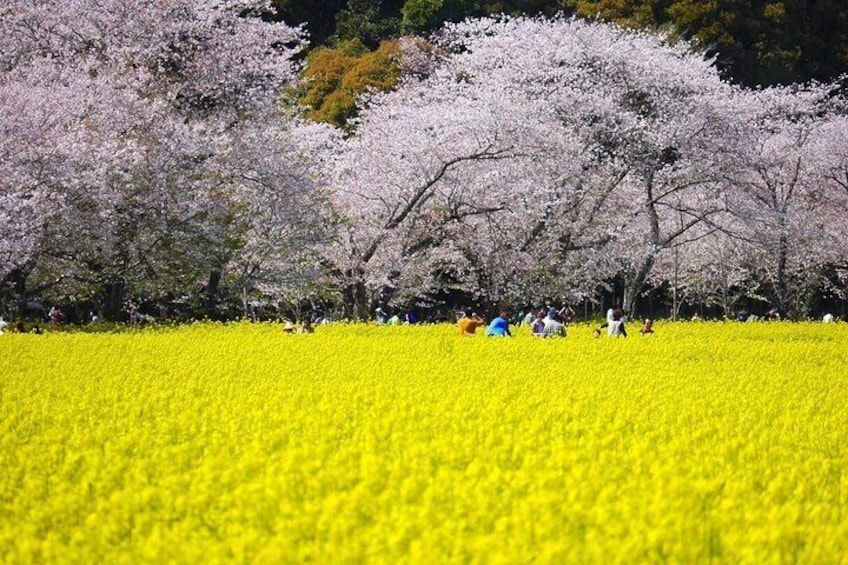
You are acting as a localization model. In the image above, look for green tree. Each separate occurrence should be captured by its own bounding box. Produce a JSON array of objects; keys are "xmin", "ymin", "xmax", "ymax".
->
[
  {"xmin": 334, "ymin": 0, "xmax": 403, "ymax": 47},
  {"xmin": 299, "ymin": 39, "xmax": 401, "ymax": 129},
  {"xmin": 665, "ymin": 0, "xmax": 761, "ymax": 83},
  {"xmin": 668, "ymin": 0, "xmax": 848, "ymax": 86},
  {"xmin": 402, "ymin": 0, "xmax": 444, "ymax": 33},
  {"xmin": 565, "ymin": 0, "xmax": 669, "ymax": 28},
  {"xmin": 565, "ymin": 0, "xmax": 848, "ymax": 86}
]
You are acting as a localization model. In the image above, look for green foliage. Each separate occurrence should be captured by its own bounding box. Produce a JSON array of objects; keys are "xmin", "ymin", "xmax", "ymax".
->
[
  {"xmin": 559, "ymin": 0, "xmax": 848, "ymax": 86},
  {"xmin": 565, "ymin": 0, "xmax": 667, "ymax": 29},
  {"xmin": 402, "ymin": 0, "xmax": 444, "ymax": 33},
  {"xmin": 333, "ymin": 0, "xmax": 403, "ymax": 48},
  {"xmin": 665, "ymin": 0, "xmax": 848, "ymax": 86},
  {"xmin": 299, "ymin": 40, "xmax": 402, "ymax": 129}
]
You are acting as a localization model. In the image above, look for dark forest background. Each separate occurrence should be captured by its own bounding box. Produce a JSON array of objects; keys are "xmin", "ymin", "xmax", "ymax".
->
[{"xmin": 274, "ymin": 0, "xmax": 848, "ymax": 128}]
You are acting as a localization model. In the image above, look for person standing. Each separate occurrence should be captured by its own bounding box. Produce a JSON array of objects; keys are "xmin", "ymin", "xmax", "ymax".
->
[
  {"xmin": 594, "ymin": 306, "xmax": 627, "ymax": 337},
  {"xmin": 558, "ymin": 305, "xmax": 576, "ymax": 324},
  {"xmin": 607, "ymin": 307, "xmax": 628, "ymax": 337}
]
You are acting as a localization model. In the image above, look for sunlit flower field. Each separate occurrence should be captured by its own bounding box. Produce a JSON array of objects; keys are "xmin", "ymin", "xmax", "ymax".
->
[{"xmin": 2, "ymin": 321, "xmax": 847, "ymax": 563}]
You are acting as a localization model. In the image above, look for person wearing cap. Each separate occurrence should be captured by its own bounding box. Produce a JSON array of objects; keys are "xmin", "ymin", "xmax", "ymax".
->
[
  {"xmin": 458, "ymin": 311, "xmax": 485, "ymax": 336},
  {"xmin": 486, "ymin": 311, "xmax": 513, "ymax": 337},
  {"xmin": 542, "ymin": 309, "xmax": 566, "ymax": 337}
]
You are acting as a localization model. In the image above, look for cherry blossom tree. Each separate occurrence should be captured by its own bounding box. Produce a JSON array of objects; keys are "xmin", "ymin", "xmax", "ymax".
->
[
  {"xmin": 0, "ymin": 0, "xmax": 324, "ymax": 319},
  {"xmin": 325, "ymin": 16, "xmax": 754, "ymax": 317},
  {"xmin": 813, "ymin": 113, "xmax": 848, "ymax": 300},
  {"xmin": 723, "ymin": 84, "xmax": 840, "ymax": 318},
  {"xmin": 650, "ymin": 227, "xmax": 760, "ymax": 318},
  {"xmin": 222, "ymin": 118, "xmax": 339, "ymax": 317}
]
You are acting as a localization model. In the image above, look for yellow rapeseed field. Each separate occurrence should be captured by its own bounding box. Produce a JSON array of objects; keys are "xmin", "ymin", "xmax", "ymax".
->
[{"xmin": 1, "ymin": 321, "xmax": 847, "ymax": 563}]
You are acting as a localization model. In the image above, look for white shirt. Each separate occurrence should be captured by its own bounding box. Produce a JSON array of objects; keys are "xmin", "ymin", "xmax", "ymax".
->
[
  {"xmin": 608, "ymin": 320, "xmax": 624, "ymax": 336},
  {"xmin": 542, "ymin": 317, "xmax": 566, "ymax": 337}
]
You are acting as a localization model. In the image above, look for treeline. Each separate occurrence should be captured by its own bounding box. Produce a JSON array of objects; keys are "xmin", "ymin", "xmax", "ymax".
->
[
  {"xmin": 276, "ymin": 0, "xmax": 848, "ymax": 128},
  {"xmin": 3, "ymin": 3, "xmax": 848, "ymax": 326}
]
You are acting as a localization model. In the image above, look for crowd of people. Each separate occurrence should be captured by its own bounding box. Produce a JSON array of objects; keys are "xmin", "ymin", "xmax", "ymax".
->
[
  {"xmin": 0, "ymin": 316, "xmax": 43, "ymax": 334},
  {"xmin": 1, "ymin": 303, "xmax": 844, "ymax": 337},
  {"xmin": 365, "ymin": 302, "xmax": 848, "ymax": 339},
  {"xmin": 453, "ymin": 305, "xmax": 655, "ymax": 339}
]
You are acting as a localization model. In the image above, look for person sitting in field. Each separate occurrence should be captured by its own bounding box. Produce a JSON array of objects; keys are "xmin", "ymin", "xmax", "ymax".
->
[
  {"xmin": 458, "ymin": 312, "xmax": 485, "ymax": 336},
  {"xmin": 0, "ymin": 317, "xmax": 7, "ymax": 335},
  {"xmin": 542, "ymin": 309, "xmax": 566, "ymax": 337},
  {"xmin": 49, "ymin": 306, "xmax": 64, "ymax": 326},
  {"xmin": 283, "ymin": 320, "xmax": 296, "ymax": 333},
  {"xmin": 639, "ymin": 319, "xmax": 654, "ymax": 335},
  {"xmin": 823, "ymin": 313, "xmax": 834, "ymax": 323},
  {"xmin": 374, "ymin": 307, "xmax": 387, "ymax": 324},
  {"xmin": 486, "ymin": 311, "xmax": 512, "ymax": 337},
  {"xmin": 299, "ymin": 319, "xmax": 314, "ymax": 334}
]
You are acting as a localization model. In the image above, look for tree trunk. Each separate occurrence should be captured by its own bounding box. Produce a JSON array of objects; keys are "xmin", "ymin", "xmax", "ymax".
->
[
  {"xmin": 1, "ymin": 268, "xmax": 29, "ymax": 320},
  {"xmin": 623, "ymin": 257, "xmax": 655, "ymax": 317},
  {"xmin": 101, "ymin": 279, "xmax": 127, "ymax": 321},
  {"xmin": 341, "ymin": 273, "xmax": 370, "ymax": 320}
]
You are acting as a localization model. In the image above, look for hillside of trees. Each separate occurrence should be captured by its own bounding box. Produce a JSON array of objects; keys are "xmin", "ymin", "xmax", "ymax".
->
[
  {"xmin": 274, "ymin": 0, "xmax": 848, "ymax": 85},
  {"xmin": 276, "ymin": 1, "xmax": 848, "ymax": 130}
]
